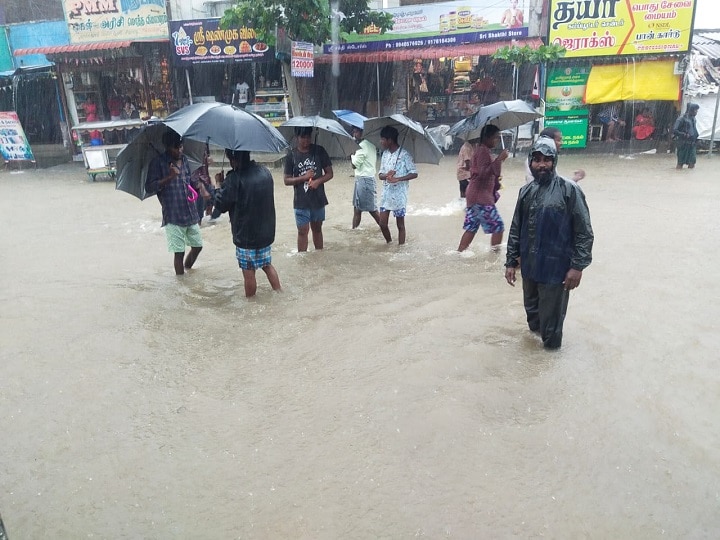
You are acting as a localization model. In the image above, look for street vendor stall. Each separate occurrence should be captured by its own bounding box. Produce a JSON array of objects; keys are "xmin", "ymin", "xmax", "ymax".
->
[{"xmin": 71, "ymin": 119, "xmax": 145, "ymax": 181}]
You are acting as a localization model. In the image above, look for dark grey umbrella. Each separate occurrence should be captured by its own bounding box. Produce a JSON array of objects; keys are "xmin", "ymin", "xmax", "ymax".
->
[
  {"xmin": 278, "ymin": 115, "xmax": 359, "ymax": 158},
  {"xmin": 449, "ymin": 100, "xmax": 542, "ymax": 141},
  {"xmin": 363, "ymin": 114, "xmax": 443, "ymax": 165},
  {"xmin": 162, "ymin": 102, "xmax": 289, "ymax": 153},
  {"xmin": 115, "ymin": 124, "xmax": 205, "ymax": 200}
]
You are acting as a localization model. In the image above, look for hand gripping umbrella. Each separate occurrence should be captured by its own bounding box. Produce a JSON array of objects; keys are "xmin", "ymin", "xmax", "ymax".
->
[{"xmin": 448, "ymin": 99, "xmax": 542, "ymax": 143}]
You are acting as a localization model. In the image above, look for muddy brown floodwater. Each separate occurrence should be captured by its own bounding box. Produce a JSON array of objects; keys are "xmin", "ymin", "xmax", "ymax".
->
[{"xmin": 1, "ymin": 149, "xmax": 719, "ymax": 538}]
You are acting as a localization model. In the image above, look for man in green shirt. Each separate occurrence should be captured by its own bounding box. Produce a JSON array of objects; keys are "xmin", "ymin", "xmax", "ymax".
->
[{"xmin": 350, "ymin": 125, "xmax": 391, "ymax": 242}]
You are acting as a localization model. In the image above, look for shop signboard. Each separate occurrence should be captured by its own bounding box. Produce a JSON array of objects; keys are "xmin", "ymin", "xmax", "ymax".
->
[
  {"xmin": 63, "ymin": 0, "xmax": 169, "ymax": 43},
  {"xmin": 169, "ymin": 19, "xmax": 274, "ymax": 65},
  {"xmin": 0, "ymin": 112, "xmax": 35, "ymax": 162},
  {"xmin": 545, "ymin": 65, "xmax": 591, "ymax": 148},
  {"xmin": 544, "ymin": 114, "xmax": 589, "ymax": 148},
  {"xmin": 324, "ymin": 0, "xmax": 534, "ymax": 54},
  {"xmin": 291, "ymin": 41, "xmax": 314, "ymax": 78},
  {"xmin": 548, "ymin": 0, "xmax": 696, "ymax": 58},
  {"xmin": 545, "ymin": 65, "xmax": 591, "ymax": 116},
  {"xmin": 0, "ymin": 29, "xmax": 13, "ymax": 72}
]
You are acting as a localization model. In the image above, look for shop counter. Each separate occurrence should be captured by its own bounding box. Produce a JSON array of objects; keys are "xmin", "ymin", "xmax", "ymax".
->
[{"xmin": 71, "ymin": 119, "xmax": 144, "ymax": 181}]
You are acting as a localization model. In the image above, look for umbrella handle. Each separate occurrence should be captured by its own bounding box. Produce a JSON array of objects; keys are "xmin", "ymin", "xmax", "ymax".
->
[{"xmin": 187, "ymin": 184, "xmax": 198, "ymax": 202}]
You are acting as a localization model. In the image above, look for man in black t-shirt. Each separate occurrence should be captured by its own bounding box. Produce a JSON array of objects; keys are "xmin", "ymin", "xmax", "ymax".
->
[{"xmin": 283, "ymin": 126, "xmax": 334, "ymax": 252}]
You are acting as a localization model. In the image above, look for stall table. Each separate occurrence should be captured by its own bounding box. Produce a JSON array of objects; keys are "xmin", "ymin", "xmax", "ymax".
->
[{"xmin": 71, "ymin": 119, "xmax": 145, "ymax": 181}]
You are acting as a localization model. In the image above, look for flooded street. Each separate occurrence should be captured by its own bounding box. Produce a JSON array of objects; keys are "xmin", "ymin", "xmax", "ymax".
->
[{"xmin": 2, "ymin": 150, "xmax": 720, "ymax": 538}]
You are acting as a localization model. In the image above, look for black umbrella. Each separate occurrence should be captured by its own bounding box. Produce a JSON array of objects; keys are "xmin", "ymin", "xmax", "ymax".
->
[{"xmin": 115, "ymin": 124, "xmax": 205, "ymax": 200}]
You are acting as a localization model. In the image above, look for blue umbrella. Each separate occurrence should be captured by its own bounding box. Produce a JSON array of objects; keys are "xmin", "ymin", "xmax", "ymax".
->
[{"xmin": 332, "ymin": 109, "xmax": 368, "ymax": 130}]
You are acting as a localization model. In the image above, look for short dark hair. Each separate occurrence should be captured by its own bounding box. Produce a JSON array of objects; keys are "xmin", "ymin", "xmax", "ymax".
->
[
  {"xmin": 162, "ymin": 130, "xmax": 182, "ymax": 148},
  {"xmin": 225, "ymin": 149, "xmax": 251, "ymax": 168},
  {"xmin": 480, "ymin": 124, "xmax": 500, "ymax": 141},
  {"xmin": 295, "ymin": 126, "xmax": 313, "ymax": 137},
  {"xmin": 539, "ymin": 127, "xmax": 561, "ymax": 140},
  {"xmin": 380, "ymin": 125, "xmax": 398, "ymax": 143}
]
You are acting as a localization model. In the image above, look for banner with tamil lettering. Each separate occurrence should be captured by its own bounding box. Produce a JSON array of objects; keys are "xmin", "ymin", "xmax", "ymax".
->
[
  {"xmin": 544, "ymin": 65, "xmax": 592, "ymax": 148},
  {"xmin": 0, "ymin": 112, "xmax": 35, "ymax": 163},
  {"xmin": 548, "ymin": 0, "xmax": 696, "ymax": 58},
  {"xmin": 291, "ymin": 42, "xmax": 314, "ymax": 78},
  {"xmin": 169, "ymin": 19, "xmax": 274, "ymax": 65},
  {"xmin": 64, "ymin": 0, "xmax": 169, "ymax": 44},
  {"xmin": 324, "ymin": 0, "xmax": 535, "ymax": 55}
]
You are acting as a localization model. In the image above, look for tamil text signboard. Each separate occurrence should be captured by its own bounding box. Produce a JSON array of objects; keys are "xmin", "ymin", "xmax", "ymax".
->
[
  {"xmin": 169, "ymin": 19, "xmax": 274, "ymax": 65},
  {"xmin": 545, "ymin": 65, "xmax": 591, "ymax": 148},
  {"xmin": 548, "ymin": 0, "xmax": 696, "ymax": 58},
  {"xmin": 64, "ymin": 0, "xmax": 169, "ymax": 43},
  {"xmin": 0, "ymin": 112, "xmax": 35, "ymax": 163},
  {"xmin": 291, "ymin": 42, "xmax": 314, "ymax": 78},
  {"xmin": 324, "ymin": 0, "xmax": 533, "ymax": 55}
]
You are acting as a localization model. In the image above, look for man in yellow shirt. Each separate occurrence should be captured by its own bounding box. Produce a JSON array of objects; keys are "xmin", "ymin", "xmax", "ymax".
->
[{"xmin": 350, "ymin": 125, "xmax": 391, "ymax": 242}]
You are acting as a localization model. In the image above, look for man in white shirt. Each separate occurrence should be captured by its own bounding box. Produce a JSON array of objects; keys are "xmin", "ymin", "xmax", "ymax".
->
[{"xmin": 234, "ymin": 80, "xmax": 251, "ymax": 108}]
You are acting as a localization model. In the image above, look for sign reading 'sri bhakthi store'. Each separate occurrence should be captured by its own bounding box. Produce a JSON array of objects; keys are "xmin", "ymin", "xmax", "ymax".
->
[{"xmin": 63, "ymin": 0, "xmax": 169, "ymax": 44}]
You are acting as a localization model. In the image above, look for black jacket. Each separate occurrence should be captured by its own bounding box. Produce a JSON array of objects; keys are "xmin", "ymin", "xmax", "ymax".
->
[{"xmin": 214, "ymin": 161, "xmax": 276, "ymax": 249}]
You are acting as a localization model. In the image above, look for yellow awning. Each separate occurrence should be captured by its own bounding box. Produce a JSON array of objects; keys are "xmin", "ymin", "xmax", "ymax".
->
[{"xmin": 585, "ymin": 60, "xmax": 681, "ymax": 103}]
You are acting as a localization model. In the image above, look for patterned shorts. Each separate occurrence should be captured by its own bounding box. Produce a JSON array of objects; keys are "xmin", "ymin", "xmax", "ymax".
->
[
  {"xmin": 235, "ymin": 246, "xmax": 272, "ymax": 270},
  {"xmin": 165, "ymin": 223, "xmax": 203, "ymax": 253},
  {"xmin": 463, "ymin": 203, "xmax": 504, "ymax": 234},
  {"xmin": 380, "ymin": 206, "xmax": 406, "ymax": 218}
]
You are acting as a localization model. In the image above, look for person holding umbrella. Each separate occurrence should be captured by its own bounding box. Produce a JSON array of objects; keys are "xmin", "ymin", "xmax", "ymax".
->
[
  {"xmin": 350, "ymin": 125, "xmax": 391, "ymax": 242},
  {"xmin": 213, "ymin": 149, "xmax": 282, "ymax": 297},
  {"xmin": 283, "ymin": 126, "xmax": 334, "ymax": 252},
  {"xmin": 378, "ymin": 125, "xmax": 418, "ymax": 245},
  {"xmin": 457, "ymin": 124, "xmax": 508, "ymax": 252},
  {"xmin": 146, "ymin": 130, "xmax": 207, "ymax": 275}
]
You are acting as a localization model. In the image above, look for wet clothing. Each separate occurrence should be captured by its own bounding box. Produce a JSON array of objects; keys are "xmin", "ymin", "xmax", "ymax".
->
[
  {"xmin": 466, "ymin": 144, "xmax": 502, "ymax": 207},
  {"xmin": 379, "ymin": 146, "xmax": 416, "ymax": 212},
  {"xmin": 236, "ymin": 246, "xmax": 272, "ymax": 270},
  {"xmin": 351, "ymin": 139, "xmax": 378, "ymax": 211},
  {"xmin": 165, "ymin": 223, "xmax": 202, "ymax": 253},
  {"xmin": 146, "ymin": 151, "xmax": 201, "ymax": 227},
  {"xmin": 673, "ymin": 112, "xmax": 699, "ymax": 166},
  {"xmin": 214, "ymin": 161, "xmax": 276, "ymax": 250},
  {"xmin": 284, "ymin": 144, "xmax": 331, "ymax": 210},
  {"xmin": 463, "ymin": 203, "xmax": 504, "ymax": 234},
  {"xmin": 506, "ymin": 138, "xmax": 593, "ymax": 348}
]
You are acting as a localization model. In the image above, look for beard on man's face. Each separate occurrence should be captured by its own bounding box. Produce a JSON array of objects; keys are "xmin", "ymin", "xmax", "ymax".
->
[{"xmin": 531, "ymin": 168, "xmax": 553, "ymax": 183}]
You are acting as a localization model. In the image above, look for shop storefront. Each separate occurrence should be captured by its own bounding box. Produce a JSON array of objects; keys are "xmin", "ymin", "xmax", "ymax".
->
[
  {"xmin": 547, "ymin": 0, "xmax": 694, "ymax": 148},
  {"xmin": 13, "ymin": 0, "xmax": 174, "ymax": 152},
  {"xmin": 319, "ymin": 0, "xmax": 544, "ymax": 125},
  {"xmin": 169, "ymin": 18, "xmax": 290, "ymax": 125}
]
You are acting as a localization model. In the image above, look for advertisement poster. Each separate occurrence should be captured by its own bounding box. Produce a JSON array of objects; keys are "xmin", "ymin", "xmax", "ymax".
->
[
  {"xmin": 169, "ymin": 19, "xmax": 274, "ymax": 65},
  {"xmin": 544, "ymin": 115, "xmax": 589, "ymax": 149},
  {"xmin": 548, "ymin": 0, "xmax": 696, "ymax": 58},
  {"xmin": 63, "ymin": 0, "xmax": 169, "ymax": 44},
  {"xmin": 324, "ymin": 0, "xmax": 533, "ymax": 54},
  {"xmin": 545, "ymin": 65, "xmax": 591, "ymax": 115},
  {"xmin": 291, "ymin": 41, "xmax": 314, "ymax": 78},
  {"xmin": 0, "ymin": 112, "xmax": 35, "ymax": 163}
]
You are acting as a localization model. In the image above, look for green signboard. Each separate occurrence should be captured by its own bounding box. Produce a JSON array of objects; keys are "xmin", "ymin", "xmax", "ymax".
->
[
  {"xmin": 545, "ymin": 65, "xmax": 591, "ymax": 148},
  {"xmin": 0, "ymin": 28, "xmax": 14, "ymax": 73},
  {"xmin": 544, "ymin": 115, "xmax": 589, "ymax": 149}
]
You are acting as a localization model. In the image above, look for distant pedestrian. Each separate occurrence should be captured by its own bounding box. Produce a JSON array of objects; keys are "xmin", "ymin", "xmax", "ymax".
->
[
  {"xmin": 457, "ymin": 124, "xmax": 508, "ymax": 252},
  {"xmin": 350, "ymin": 125, "xmax": 391, "ymax": 242},
  {"xmin": 673, "ymin": 103, "xmax": 700, "ymax": 169},
  {"xmin": 456, "ymin": 138, "xmax": 478, "ymax": 198},
  {"xmin": 145, "ymin": 131, "xmax": 205, "ymax": 275},
  {"xmin": 378, "ymin": 126, "xmax": 418, "ymax": 245},
  {"xmin": 214, "ymin": 149, "xmax": 281, "ymax": 297},
  {"xmin": 283, "ymin": 126, "xmax": 334, "ymax": 252},
  {"xmin": 505, "ymin": 138, "xmax": 594, "ymax": 350}
]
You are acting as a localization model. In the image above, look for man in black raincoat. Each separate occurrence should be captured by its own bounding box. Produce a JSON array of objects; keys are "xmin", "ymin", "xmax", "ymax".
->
[{"xmin": 504, "ymin": 138, "xmax": 594, "ymax": 349}]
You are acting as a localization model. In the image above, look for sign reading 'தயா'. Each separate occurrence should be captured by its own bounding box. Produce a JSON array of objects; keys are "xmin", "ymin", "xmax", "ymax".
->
[{"xmin": 548, "ymin": 0, "xmax": 696, "ymax": 58}]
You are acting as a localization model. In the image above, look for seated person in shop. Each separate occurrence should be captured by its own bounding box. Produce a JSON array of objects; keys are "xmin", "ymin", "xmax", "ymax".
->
[
  {"xmin": 631, "ymin": 107, "xmax": 655, "ymax": 140},
  {"xmin": 597, "ymin": 102, "xmax": 626, "ymax": 141}
]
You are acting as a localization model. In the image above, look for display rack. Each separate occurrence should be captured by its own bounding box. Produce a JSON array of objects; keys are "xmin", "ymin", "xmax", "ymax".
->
[{"xmin": 246, "ymin": 89, "xmax": 291, "ymax": 126}]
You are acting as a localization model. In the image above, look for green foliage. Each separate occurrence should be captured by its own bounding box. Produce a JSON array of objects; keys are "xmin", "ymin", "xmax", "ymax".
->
[
  {"xmin": 221, "ymin": 0, "xmax": 394, "ymax": 47},
  {"xmin": 492, "ymin": 44, "xmax": 567, "ymax": 65}
]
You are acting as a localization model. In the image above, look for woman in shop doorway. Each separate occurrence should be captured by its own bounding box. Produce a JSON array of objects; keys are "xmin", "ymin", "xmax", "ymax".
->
[{"xmin": 632, "ymin": 107, "xmax": 655, "ymax": 140}]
